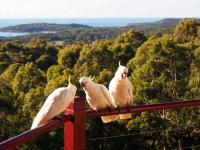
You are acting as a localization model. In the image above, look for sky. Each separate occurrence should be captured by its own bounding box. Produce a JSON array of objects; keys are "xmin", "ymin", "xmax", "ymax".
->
[{"xmin": 0, "ymin": 0, "xmax": 199, "ymax": 18}]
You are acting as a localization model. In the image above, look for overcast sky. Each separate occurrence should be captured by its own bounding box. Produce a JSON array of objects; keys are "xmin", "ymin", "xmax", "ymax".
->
[{"xmin": 0, "ymin": 0, "xmax": 199, "ymax": 18}]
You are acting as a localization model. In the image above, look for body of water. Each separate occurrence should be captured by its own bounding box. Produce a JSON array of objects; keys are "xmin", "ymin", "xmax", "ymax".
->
[{"xmin": 0, "ymin": 32, "xmax": 28, "ymax": 37}]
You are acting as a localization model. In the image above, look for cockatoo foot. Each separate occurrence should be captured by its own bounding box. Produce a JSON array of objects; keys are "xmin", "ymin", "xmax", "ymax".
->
[
  {"xmin": 106, "ymin": 107, "xmax": 112, "ymax": 113},
  {"xmin": 127, "ymin": 106, "xmax": 131, "ymax": 112},
  {"xmin": 53, "ymin": 115, "xmax": 64, "ymax": 120},
  {"xmin": 116, "ymin": 106, "xmax": 121, "ymax": 113}
]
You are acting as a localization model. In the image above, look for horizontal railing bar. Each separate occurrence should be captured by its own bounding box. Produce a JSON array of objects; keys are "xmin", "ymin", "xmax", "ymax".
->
[
  {"xmin": 86, "ymin": 100, "xmax": 200, "ymax": 118},
  {"xmin": 0, "ymin": 115, "xmax": 71, "ymax": 150}
]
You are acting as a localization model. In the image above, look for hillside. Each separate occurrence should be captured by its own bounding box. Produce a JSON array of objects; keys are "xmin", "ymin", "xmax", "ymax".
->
[
  {"xmin": 1, "ymin": 18, "xmax": 199, "ymax": 44},
  {"xmin": 151, "ymin": 18, "xmax": 181, "ymax": 25},
  {"xmin": 2, "ymin": 25, "xmax": 173, "ymax": 44},
  {"xmin": 0, "ymin": 23, "xmax": 91, "ymax": 32},
  {"xmin": 126, "ymin": 18, "xmax": 180, "ymax": 27},
  {"xmin": 126, "ymin": 18, "xmax": 200, "ymax": 27}
]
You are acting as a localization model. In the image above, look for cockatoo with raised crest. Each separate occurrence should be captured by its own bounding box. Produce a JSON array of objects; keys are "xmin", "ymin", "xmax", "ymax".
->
[
  {"xmin": 31, "ymin": 76, "xmax": 77, "ymax": 129},
  {"xmin": 109, "ymin": 62, "xmax": 133, "ymax": 119},
  {"xmin": 79, "ymin": 76, "xmax": 118, "ymax": 123}
]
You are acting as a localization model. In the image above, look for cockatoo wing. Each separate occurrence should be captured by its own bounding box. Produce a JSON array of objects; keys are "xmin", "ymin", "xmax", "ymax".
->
[
  {"xmin": 128, "ymin": 80, "xmax": 133, "ymax": 98},
  {"xmin": 119, "ymin": 80, "xmax": 132, "ymax": 120},
  {"xmin": 100, "ymin": 85, "xmax": 114, "ymax": 108},
  {"xmin": 100, "ymin": 85, "xmax": 119, "ymax": 123},
  {"xmin": 108, "ymin": 78, "xmax": 119, "ymax": 107},
  {"xmin": 127, "ymin": 79, "xmax": 133, "ymax": 105},
  {"xmin": 31, "ymin": 88, "xmax": 73, "ymax": 129},
  {"xmin": 31, "ymin": 97, "xmax": 55, "ymax": 129}
]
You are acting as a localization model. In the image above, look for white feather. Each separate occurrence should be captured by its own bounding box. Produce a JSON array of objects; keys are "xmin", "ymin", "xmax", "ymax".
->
[
  {"xmin": 31, "ymin": 84, "xmax": 77, "ymax": 129},
  {"xmin": 109, "ymin": 65, "xmax": 133, "ymax": 119},
  {"xmin": 79, "ymin": 77, "xmax": 118, "ymax": 123}
]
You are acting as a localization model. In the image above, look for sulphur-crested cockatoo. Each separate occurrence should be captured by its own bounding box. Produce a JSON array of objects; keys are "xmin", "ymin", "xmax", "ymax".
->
[
  {"xmin": 109, "ymin": 62, "xmax": 133, "ymax": 119},
  {"xmin": 79, "ymin": 77, "xmax": 118, "ymax": 123},
  {"xmin": 31, "ymin": 76, "xmax": 77, "ymax": 129}
]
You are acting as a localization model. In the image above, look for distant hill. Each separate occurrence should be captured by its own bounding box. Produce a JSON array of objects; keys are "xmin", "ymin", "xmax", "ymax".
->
[
  {"xmin": 0, "ymin": 23, "xmax": 91, "ymax": 32},
  {"xmin": 2, "ymin": 18, "xmax": 199, "ymax": 43},
  {"xmin": 151, "ymin": 18, "xmax": 181, "ymax": 25},
  {"xmin": 127, "ymin": 18, "xmax": 200, "ymax": 27}
]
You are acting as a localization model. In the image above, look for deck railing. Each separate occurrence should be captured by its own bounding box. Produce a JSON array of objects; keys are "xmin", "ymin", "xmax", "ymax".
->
[{"xmin": 1, "ymin": 97, "xmax": 200, "ymax": 150}]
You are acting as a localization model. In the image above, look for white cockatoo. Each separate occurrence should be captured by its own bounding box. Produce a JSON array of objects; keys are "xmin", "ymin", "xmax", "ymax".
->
[
  {"xmin": 79, "ymin": 77, "xmax": 119, "ymax": 123},
  {"xmin": 31, "ymin": 76, "xmax": 77, "ymax": 129},
  {"xmin": 109, "ymin": 62, "xmax": 133, "ymax": 119}
]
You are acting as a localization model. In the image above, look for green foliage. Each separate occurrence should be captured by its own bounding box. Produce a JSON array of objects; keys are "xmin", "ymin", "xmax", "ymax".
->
[
  {"xmin": 0, "ymin": 52, "xmax": 10, "ymax": 62},
  {"xmin": 57, "ymin": 43, "xmax": 83, "ymax": 68},
  {"xmin": 110, "ymin": 29, "xmax": 147, "ymax": 65},
  {"xmin": 46, "ymin": 65, "xmax": 65, "ymax": 81},
  {"xmin": 188, "ymin": 47, "xmax": 200, "ymax": 98},
  {"xmin": 0, "ymin": 80, "xmax": 13, "ymax": 109},
  {"xmin": 128, "ymin": 35, "xmax": 191, "ymax": 102},
  {"xmin": 36, "ymin": 54, "xmax": 55, "ymax": 71},
  {"xmin": 12, "ymin": 62, "xmax": 46, "ymax": 96},
  {"xmin": 127, "ymin": 23, "xmax": 200, "ymax": 148},
  {"xmin": 74, "ymin": 40, "xmax": 114, "ymax": 76},
  {"xmin": 174, "ymin": 19, "xmax": 200, "ymax": 43},
  {"xmin": 0, "ymin": 62, "xmax": 9, "ymax": 74},
  {"xmin": 0, "ymin": 63, "xmax": 22, "ymax": 86},
  {"xmin": 23, "ymin": 87, "xmax": 45, "ymax": 119},
  {"xmin": 95, "ymin": 69, "xmax": 114, "ymax": 87},
  {"xmin": 0, "ymin": 42, "xmax": 27, "ymax": 64},
  {"xmin": 45, "ymin": 65, "xmax": 73, "ymax": 96}
]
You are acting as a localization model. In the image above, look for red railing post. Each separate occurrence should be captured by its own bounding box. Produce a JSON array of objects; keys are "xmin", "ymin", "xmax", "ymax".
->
[{"xmin": 64, "ymin": 97, "xmax": 86, "ymax": 150}]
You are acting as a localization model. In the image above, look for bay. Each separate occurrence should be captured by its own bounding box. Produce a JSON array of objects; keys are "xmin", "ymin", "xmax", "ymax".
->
[{"xmin": 0, "ymin": 32, "xmax": 28, "ymax": 37}]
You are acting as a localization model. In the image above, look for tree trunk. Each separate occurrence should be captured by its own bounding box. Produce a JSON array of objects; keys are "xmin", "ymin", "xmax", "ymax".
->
[
  {"xmin": 178, "ymin": 139, "xmax": 183, "ymax": 150},
  {"xmin": 163, "ymin": 145, "xmax": 166, "ymax": 150}
]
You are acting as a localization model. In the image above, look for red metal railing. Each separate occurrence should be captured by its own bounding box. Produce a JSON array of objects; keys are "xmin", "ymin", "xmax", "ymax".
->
[
  {"xmin": 64, "ymin": 97, "xmax": 86, "ymax": 150},
  {"xmin": 86, "ymin": 99, "xmax": 200, "ymax": 118},
  {"xmin": 0, "ymin": 115, "xmax": 71, "ymax": 150},
  {"xmin": 0, "ymin": 98, "xmax": 200, "ymax": 150}
]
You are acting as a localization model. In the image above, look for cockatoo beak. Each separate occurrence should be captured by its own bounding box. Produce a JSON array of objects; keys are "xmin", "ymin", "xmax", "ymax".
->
[
  {"xmin": 80, "ymin": 82, "xmax": 86, "ymax": 87},
  {"xmin": 122, "ymin": 73, "xmax": 127, "ymax": 79}
]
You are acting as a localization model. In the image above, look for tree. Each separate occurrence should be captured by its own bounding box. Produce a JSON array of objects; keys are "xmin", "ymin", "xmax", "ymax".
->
[
  {"xmin": 110, "ymin": 29, "xmax": 147, "ymax": 65},
  {"xmin": 188, "ymin": 47, "xmax": 200, "ymax": 98},
  {"xmin": 74, "ymin": 40, "xmax": 114, "ymax": 77},
  {"xmin": 128, "ymin": 35, "xmax": 191, "ymax": 101},
  {"xmin": 36, "ymin": 54, "xmax": 55, "ymax": 71},
  {"xmin": 45, "ymin": 65, "xmax": 74, "ymax": 96},
  {"xmin": 95, "ymin": 69, "xmax": 114, "ymax": 87},
  {"xmin": 26, "ymin": 37, "xmax": 47, "ymax": 61},
  {"xmin": 127, "ymin": 35, "xmax": 199, "ymax": 148},
  {"xmin": 0, "ymin": 63, "xmax": 22, "ymax": 87},
  {"xmin": 174, "ymin": 19, "xmax": 200, "ymax": 43},
  {"xmin": 23, "ymin": 87, "xmax": 45, "ymax": 120},
  {"xmin": 12, "ymin": 62, "xmax": 46, "ymax": 101},
  {"xmin": 0, "ymin": 62, "xmax": 9, "ymax": 74},
  {"xmin": 57, "ymin": 43, "xmax": 83, "ymax": 68}
]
